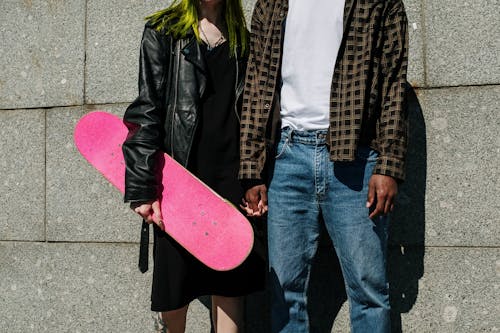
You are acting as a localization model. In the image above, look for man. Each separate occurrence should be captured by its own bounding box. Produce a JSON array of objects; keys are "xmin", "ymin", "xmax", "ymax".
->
[{"xmin": 239, "ymin": 0, "xmax": 408, "ymax": 332}]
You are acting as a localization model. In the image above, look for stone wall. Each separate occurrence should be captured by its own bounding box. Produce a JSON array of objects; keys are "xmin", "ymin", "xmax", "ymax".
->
[{"xmin": 1, "ymin": 0, "xmax": 498, "ymax": 332}]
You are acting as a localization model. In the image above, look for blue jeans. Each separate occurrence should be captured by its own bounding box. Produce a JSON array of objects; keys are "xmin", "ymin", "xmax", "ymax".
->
[{"xmin": 268, "ymin": 127, "xmax": 390, "ymax": 333}]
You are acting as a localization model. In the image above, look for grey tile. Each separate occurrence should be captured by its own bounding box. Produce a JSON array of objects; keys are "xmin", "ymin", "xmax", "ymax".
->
[
  {"xmin": 0, "ymin": 242, "xmax": 152, "ymax": 332},
  {"xmin": 397, "ymin": 247, "xmax": 499, "ymax": 332},
  {"xmin": 0, "ymin": 1, "xmax": 85, "ymax": 109},
  {"xmin": 186, "ymin": 299, "xmax": 212, "ymax": 332},
  {"xmin": 331, "ymin": 304, "xmax": 350, "ymax": 333},
  {"xmin": 419, "ymin": 86, "xmax": 500, "ymax": 247},
  {"xmin": 0, "ymin": 109, "xmax": 45, "ymax": 241},
  {"xmin": 389, "ymin": 85, "xmax": 427, "ymax": 247},
  {"xmin": 0, "ymin": 241, "xmax": 222, "ymax": 332},
  {"xmin": 424, "ymin": 0, "xmax": 500, "ymax": 87},
  {"xmin": 46, "ymin": 105, "xmax": 141, "ymax": 242},
  {"xmin": 404, "ymin": 0, "xmax": 425, "ymax": 87},
  {"xmin": 85, "ymin": 0, "xmax": 171, "ymax": 105},
  {"xmin": 331, "ymin": 247, "xmax": 500, "ymax": 332},
  {"xmin": 243, "ymin": 0, "xmax": 257, "ymax": 23}
]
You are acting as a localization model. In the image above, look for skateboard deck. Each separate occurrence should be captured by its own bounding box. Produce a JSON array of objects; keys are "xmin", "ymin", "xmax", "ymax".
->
[{"xmin": 74, "ymin": 111, "xmax": 254, "ymax": 271}]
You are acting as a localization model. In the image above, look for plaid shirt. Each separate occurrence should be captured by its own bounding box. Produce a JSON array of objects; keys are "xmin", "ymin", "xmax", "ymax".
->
[{"xmin": 239, "ymin": 0, "xmax": 409, "ymax": 181}]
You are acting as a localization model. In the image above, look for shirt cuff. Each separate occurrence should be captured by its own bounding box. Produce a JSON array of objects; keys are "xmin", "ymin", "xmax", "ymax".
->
[{"xmin": 373, "ymin": 155, "xmax": 406, "ymax": 182}]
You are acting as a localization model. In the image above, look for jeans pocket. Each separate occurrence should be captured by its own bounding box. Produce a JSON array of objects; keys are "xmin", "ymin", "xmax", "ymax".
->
[
  {"xmin": 275, "ymin": 137, "xmax": 291, "ymax": 159},
  {"xmin": 355, "ymin": 146, "xmax": 379, "ymax": 163}
]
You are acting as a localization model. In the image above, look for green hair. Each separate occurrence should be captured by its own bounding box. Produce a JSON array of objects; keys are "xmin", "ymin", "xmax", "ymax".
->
[{"xmin": 146, "ymin": 0, "xmax": 248, "ymax": 57}]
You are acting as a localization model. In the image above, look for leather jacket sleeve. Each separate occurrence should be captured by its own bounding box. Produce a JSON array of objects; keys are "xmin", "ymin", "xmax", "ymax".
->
[{"xmin": 122, "ymin": 24, "xmax": 170, "ymax": 202}]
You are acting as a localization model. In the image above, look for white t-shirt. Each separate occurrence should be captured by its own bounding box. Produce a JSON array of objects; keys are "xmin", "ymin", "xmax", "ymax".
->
[{"xmin": 280, "ymin": 0, "xmax": 345, "ymax": 130}]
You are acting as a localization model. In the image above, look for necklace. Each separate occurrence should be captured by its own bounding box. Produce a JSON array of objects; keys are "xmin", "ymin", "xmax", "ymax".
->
[{"xmin": 199, "ymin": 23, "xmax": 225, "ymax": 51}]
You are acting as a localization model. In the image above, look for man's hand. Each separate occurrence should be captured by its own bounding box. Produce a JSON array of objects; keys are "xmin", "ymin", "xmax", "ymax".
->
[
  {"xmin": 366, "ymin": 175, "xmax": 398, "ymax": 219},
  {"xmin": 241, "ymin": 184, "xmax": 268, "ymax": 217},
  {"xmin": 130, "ymin": 200, "xmax": 163, "ymax": 230}
]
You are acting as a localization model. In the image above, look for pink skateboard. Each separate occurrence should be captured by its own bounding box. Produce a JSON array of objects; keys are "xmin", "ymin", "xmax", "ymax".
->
[{"xmin": 74, "ymin": 111, "xmax": 254, "ymax": 271}]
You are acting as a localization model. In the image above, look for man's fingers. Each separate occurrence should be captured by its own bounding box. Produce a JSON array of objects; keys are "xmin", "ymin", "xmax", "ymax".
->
[
  {"xmin": 367, "ymin": 174, "xmax": 398, "ymax": 218},
  {"xmin": 384, "ymin": 195, "xmax": 393, "ymax": 215},
  {"xmin": 257, "ymin": 185, "xmax": 268, "ymax": 215},
  {"xmin": 369, "ymin": 205, "xmax": 383, "ymax": 219},
  {"xmin": 245, "ymin": 186, "xmax": 263, "ymax": 212},
  {"xmin": 244, "ymin": 191, "xmax": 255, "ymax": 210},
  {"xmin": 257, "ymin": 199, "xmax": 268, "ymax": 215},
  {"xmin": 259, "ymin": 200, "xmax": 268, "ymax": 214},
  {"xmin": 259, "ymin": 188, "xmax": 268, "ymax": 207},
  {"xmin": 366, "ymin": 181, "xmax": 376, "ymax": 208},
  {"xmin": 242, "ymin": 185, "xmax": 271, "ymax": 216},
  {"xmin": 369, "ymin": 191, "xmax": 387, "ymax": 219}
]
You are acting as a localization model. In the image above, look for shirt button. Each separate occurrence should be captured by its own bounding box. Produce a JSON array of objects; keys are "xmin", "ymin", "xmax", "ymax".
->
[
  {"xmin": 264, "ymin": 103, "xmax": 270, "ymax": 109},
  {"xmin": 279, "ymin": 12, "xmax": 284, "ymax": 17}
]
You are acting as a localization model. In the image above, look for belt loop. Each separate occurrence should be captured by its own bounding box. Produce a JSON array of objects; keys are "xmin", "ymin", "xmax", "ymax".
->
[{"xmin": 283, "ymin": 126, "xmax": 293, "ymax": 142}]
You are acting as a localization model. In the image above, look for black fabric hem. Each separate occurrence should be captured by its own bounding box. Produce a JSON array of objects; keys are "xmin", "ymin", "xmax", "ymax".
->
[{"xmin": 151, "ymin": 287, "xmax": 264, "ymax": 312}]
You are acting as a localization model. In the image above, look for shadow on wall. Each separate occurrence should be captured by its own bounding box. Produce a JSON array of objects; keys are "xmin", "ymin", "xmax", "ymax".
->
[
  {"xmin": 205, "ymin": 84, "xmax": 427, "ymax": 333},
  {"xmin": 387, "ymin": 83, "xmax": 426, "ymax": 333}
]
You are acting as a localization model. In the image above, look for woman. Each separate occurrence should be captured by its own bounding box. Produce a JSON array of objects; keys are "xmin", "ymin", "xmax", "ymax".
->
[{"xmin": 122, "ymin": 0, "xmax": 264, "ymax": 332}]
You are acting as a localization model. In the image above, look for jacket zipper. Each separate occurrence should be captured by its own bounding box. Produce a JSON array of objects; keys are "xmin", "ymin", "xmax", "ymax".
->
[
  {"xmin": 170, "ymin": 42, "xmax": 181, "ymax": 159},
  {"xmin": 233, "ymin": 50, "xmax": 242, "ymax": 123},
  {"xmin": 182, "ymin": 39, "xmax": 200, "ymax": 167}
]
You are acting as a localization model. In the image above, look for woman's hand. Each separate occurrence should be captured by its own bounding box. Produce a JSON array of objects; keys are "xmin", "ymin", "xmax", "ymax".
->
[{"xmin": 130, "ymin": 200, "xmax": 164, "ymax": 230}]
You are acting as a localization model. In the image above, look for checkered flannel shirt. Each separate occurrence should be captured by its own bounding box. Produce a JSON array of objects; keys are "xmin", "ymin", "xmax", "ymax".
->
[{"xmin": 239, "ymin": 0, "xmax": 409, "ymax": 181}]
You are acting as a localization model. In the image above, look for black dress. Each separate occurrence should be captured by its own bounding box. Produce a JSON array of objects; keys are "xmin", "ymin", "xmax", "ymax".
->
[{"xmin": 150, "ymin": 41, "xmax": 265, "ymax": 312}]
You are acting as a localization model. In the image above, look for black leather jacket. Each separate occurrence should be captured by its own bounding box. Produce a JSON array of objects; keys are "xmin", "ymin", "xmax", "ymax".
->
[{"xmin": 122, "ymin": 23, "xmax": 246, "ymax": 202}]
